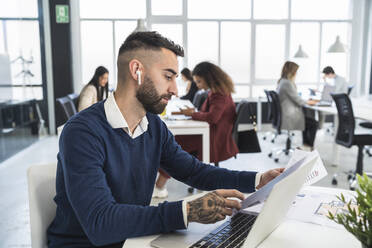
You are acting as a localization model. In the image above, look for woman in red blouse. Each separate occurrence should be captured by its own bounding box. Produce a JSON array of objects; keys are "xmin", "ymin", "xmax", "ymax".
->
[
  {"xmin": 180, "ymin": 61, "xmax": 239, "ymax": 165},
  {"xmin": 153, "ymin": 62, "xmax": 238, "ymax": 198}
]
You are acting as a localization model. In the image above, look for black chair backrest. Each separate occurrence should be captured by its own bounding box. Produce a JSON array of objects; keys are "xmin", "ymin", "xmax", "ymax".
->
[
  {"xmin": 67, "ymin": 93, "xmax": 79, "ymax": 110},
  {"xmin": 264, "ymin": 90, "xmax": 273, "ymax": 121},
  {"xmin": 232, "ymin": 100, "xmax": 261, "ymax": 153},
  {"xmin": 331, "ymin": 93, "xmax": 355, "ymax": 147},
  {"xmin": 192, "ymin": 90, "xmax": 208, "ymax": 110},
  {"xmin": 56, "ymin": 96, "xmax": 77, "ymax": 122},
  {"xmin": 269, "ymin": 91, "xmax": 282, "ymax": 133},
  {"xmin": 232, "ymin": 100, "xmax": 250, "ymax": 145},
  {"xmin": 347, "ymin": 85, "xmax": 354, "ymax": 96}
]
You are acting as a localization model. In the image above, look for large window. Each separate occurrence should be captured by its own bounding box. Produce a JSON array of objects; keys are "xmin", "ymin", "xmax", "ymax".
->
[
  {"xmin": 77, "ymin": 0, "xmax": 353, "ymax": 98},
  {"xmin": 0, "ymin": 0, "xmax": 42, "ymax": 100}
]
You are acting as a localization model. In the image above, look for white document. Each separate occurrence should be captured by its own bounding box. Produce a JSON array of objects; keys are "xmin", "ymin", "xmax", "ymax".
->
[
  {"xmin": 286, "ymin": 188, "xmax": 356, "ymax": 229},
  {"xmin": 287, "ymin": 149, "xmax": 328, "ymax": 186},
  {"xmin": 240, "ymin": 157, "xmax": 307, "ymax": 210}
]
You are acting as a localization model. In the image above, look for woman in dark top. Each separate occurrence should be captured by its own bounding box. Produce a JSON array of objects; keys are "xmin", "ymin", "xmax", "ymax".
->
[{"xmin": 180, "ymin": 68, "xmax": 198, "ymax": 102}]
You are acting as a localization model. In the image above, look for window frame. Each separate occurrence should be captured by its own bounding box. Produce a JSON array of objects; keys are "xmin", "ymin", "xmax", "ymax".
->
[{"xmin": 76, "ymin": 0, "xmax": 354, "ymax": 98}]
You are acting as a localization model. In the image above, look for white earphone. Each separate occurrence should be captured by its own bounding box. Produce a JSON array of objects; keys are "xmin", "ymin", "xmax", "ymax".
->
[{"xmin": 136, "ymin": 70, "xmax": 142, "ymax": 85}]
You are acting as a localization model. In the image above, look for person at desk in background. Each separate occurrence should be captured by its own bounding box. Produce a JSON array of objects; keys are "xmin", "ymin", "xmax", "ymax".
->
[
  {"xmin": 47, "ymin": 31, "xmax": 284, "ymax": 248},
  {"xmin": 78, "ymin": 66, "xmax": 109, "ymax": 111},
  {"xmin": 277, "ymin": 61, "xmax": 318, "ymax": 151},
  {"xmin": 322, "ymin": 66, "xmax": 349, "ymax": 94},
  {"xmin": 180, "ymin": 67, "xmax": 198, "ymax": 102},
  {"xmin": 180, "ymin": 61, "xmax": 239, "ymax": 166}
]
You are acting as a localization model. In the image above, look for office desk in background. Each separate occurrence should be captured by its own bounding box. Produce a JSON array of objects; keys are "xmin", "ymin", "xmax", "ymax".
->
[
  {"xmin": 124, "ymin": 186, "xmax": 360, "ymax": 248},
  {"xmin": 163, "ymin": 119, "xmax": 210, "ymax": 164}
]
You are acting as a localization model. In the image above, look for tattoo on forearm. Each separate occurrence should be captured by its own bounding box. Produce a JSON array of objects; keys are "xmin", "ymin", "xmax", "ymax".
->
[{"xmin": 187, "ymin": 192, "xmax": 226, "ymax": 224}]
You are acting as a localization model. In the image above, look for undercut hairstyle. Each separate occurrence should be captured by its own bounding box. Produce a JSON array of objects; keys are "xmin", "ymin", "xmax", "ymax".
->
[
  {"xmin": 118, "ymin": 31, "xmax": 184, "ymax": 57},
  {"xmin": 322, "ymin": 66, "xmax": 335, "ymax": 75},
  {"xmin": 192, "ymin": 62, "xmax": 235, "ymax": 95}
]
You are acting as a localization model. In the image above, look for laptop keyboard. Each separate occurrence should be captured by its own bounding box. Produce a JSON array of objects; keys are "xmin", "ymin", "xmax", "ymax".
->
[{"xmin": 189, "ymin": 212, "xmax": 257, "ymax": 248}]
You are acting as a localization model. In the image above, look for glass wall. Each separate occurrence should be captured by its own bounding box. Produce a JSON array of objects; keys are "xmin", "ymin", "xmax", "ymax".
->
[
  {"xmin": 0, "ymin": 0, "xmax": 42, "ymax": 100},
  {"xmin": 78, "ymin": 0, "xmax": 353, "ymax": 98}
]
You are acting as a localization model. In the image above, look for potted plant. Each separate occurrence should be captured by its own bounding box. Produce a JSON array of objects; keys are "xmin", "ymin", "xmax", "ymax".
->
[{"xmin": 328, "ymin": 173, "xmax": 372, "ymax": 248}]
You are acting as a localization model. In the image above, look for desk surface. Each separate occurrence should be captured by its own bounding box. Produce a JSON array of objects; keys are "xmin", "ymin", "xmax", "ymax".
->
[
  {"xmin": 162, "ymin": 119, "xmax": 209, "ymax": 129},
  {"xmin": 124, "ymin": 186, "xmax": 360, "ymax": 248},
  {"xmin": 307, "ymin": 97, "xmax": 372, "ymax": 122}
]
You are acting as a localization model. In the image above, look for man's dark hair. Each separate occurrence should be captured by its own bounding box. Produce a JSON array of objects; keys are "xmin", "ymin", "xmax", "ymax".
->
[
  {"xmin": 322, "ymin": 66, "xmax": 335, "ymax": 75},
  {"xmin": 118, "ymin": 31, "xmax": 184, "ymax": 57}
]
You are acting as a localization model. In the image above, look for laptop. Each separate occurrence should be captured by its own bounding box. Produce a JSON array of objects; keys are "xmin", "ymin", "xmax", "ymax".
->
[
  {"xmin": 315, "ymin": 84, "xmax": 335, "ymax": 106},
  {"xmin": 151, "ymin": 157, "xmax": 317, "ymax": 248}
]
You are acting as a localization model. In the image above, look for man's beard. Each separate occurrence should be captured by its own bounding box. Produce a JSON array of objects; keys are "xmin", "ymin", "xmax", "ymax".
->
[{"xmin": 136, "ymin": 76, "xmax": 172, "ymax": 114}]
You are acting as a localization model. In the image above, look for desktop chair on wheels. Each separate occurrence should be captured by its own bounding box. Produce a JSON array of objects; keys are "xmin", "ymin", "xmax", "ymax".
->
[
  {"xmin": 330, "ymin": 93, "xmax": 372, "ymax": 190},
  {"xmin": 326, "ymin": 85, "xmax": 354, "ymax": 135},
  {"xmin": 359, "ymin": 122, "xmax": 372, "ymax": 157},
  {"xmin": 267, "ymin": 91, "xmax": 295, "ymax": 163},
  {"xmin": 56, "ymin": 96, "xmax": 77, "ymax": 123},
  {"xmin": 262, "ymin": 90, "xmax": 278, "ymax": 143}
]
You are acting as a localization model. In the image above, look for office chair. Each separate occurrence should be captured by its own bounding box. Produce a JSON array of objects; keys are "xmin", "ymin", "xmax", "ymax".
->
[
  {"xmin": 347, "ymin": 85, "xmax": 354, "ymax": 96},
  {"xmin": 27, "ymin": 163, "xmax": 57, "ymax": 248},
  {"xmin": 267, "ymin": 91, "xmax": 295, "ymax": 163},
  {"xmin": 325, "ymin": 86, "xmax": 353, "ymax": 136},
  {"xmin": 330, "ymin": 93, "xmax": 372, "ymax": 190},
  {"xmin": 358, "ymin": 122, "xmax": 372, "ymax": 157},
  {"xmin": 67, "ymin": 93, "xmax": 79, "ymax": 111},
  {"xmin": 192, "ymin": 90, "xmax": 208, "ymax": 111},
  {"xmin": 232, "ymin": 100, "xmax": 261, "ymax": 153},
  {"xmin": 56, "ymin": 96, "xmax": 77, "ymax": 123},
  {"xmin": 262, "ymin": 90, "xmax": 278, "ymax": 143}
]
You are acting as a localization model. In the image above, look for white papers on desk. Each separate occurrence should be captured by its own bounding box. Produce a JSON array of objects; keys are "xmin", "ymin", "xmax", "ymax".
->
[
  {"xmin": 240, "ymin": 157, "xmax": 307, "ymax": 210},
  {"xmin": 164, "ymin": 115, "xmax": 192, "ymax": 121},
  {"xmin": 287, "ymin": 149, "xmax": 328, "ymax": 186},
  {"xmin": 286, "ymin": 188, "xmax": 356, "ymax": 229},
  {"xmin": 240, "ymin": 150, "xmax": 327, "ymax": 212}
]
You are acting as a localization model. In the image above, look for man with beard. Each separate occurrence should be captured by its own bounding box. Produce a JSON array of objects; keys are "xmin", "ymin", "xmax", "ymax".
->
[{"xmin": 47, "ymin": 32, "xmax": 284, "ymax": 248}]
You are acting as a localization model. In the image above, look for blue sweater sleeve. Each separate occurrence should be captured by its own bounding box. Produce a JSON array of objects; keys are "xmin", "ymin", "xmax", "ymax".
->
[
  {"xmin": 159, "ymin": 121, "xmax": 257, "ymax": 193},
  {"xmin": 59, "ymin": 122, "xmax": 186, "ymax": 246}
]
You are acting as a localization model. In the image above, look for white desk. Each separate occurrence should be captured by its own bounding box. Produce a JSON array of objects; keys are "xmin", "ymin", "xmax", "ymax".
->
[
  {"xmin": 163, "ymin": 119, "xmax": 210, "ymax": 164},
  {"xmin": 124, "ymin": 186, "xmax": 360, "ymax": 248}
]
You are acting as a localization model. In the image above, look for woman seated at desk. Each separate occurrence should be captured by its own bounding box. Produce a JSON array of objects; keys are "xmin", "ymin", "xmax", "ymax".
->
[
  {"xmin": 153, "ymin": 62, "xmax": 239, "ymax": 197},
  {"xmin": 180, "ymin": 68, "xmax": 198, "ymax": 102},
  {"xmin": 180, "ymin": 61, "xmax": 239, "ymax": 164},
  {"xmin": 78, "ymin": 66, "xmax": 109, "ymax": 111},
  {"xmin": 277, "ymin": 61, "xmax": 318, "ymax": 151}
]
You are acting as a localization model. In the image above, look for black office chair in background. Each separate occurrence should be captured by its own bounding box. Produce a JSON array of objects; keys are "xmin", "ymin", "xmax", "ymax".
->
[
  {"xmin": 268, "ymin": 91, "xmax": 295, "ymax": 163},
  {"xmin": 331, "ymin": 93, "xmax": 372, "ymax": 189},
  {"xmin": 192, "ymin": 90, "xmax": 208, "ymax": 110},
  {"xmin": 67, "ymin": 93, "xmax": 79, "ymax": 111},
  {"xmin": 262, "ymin": 90, "xmax": 278, "ymax": 143},
  {"xmin": 56, "ymin": 96, "xmax": 77, "ymax": 123},
  {"xmin": 232, "ymin": 100, "xmax": 261, "ymax": 154}
]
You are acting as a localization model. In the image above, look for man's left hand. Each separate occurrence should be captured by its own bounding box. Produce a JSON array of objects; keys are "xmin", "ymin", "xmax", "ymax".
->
[{"xmin": 256, "ymin": 168, "xmax": 285, "ymax": 189}]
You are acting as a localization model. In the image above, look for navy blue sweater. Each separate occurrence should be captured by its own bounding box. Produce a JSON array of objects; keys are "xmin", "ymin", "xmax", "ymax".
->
[{"xmin": 47, "ymin": 101, "xmax": 257, "ymax": 247}]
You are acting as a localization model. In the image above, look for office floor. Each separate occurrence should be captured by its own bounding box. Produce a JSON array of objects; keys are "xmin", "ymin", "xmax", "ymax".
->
[{"xmin": 0, "ymin": 125, "xmax": 371, "ymax": 247}]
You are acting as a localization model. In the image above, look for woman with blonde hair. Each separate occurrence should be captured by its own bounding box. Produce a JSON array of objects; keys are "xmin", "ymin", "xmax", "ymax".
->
[{"xmin": 276, "ymin": 61, "xmax": 318, "ymax": 150}]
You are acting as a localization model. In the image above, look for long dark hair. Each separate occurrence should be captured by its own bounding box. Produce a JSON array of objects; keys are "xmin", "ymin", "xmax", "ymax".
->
[
  {"xmin": 181, "ymin": 68, "xmax": 193, "ymax": 82},
  {"xmin": 87, "ymin": 66, "xmax": 109, "ymax": 101},
  {"xmin": 192, "ymin": 62, "xmax": 235, "ymax": 94}
]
